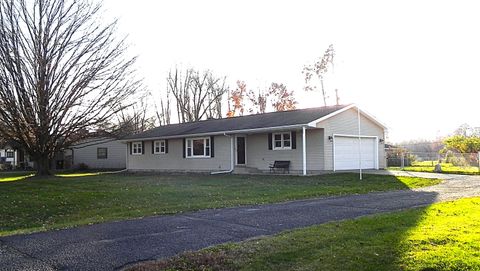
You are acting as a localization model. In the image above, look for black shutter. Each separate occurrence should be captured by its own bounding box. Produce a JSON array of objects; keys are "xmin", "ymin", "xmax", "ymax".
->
[
  {"xmin": 182, "ymin": 138, "xmax": 186, "ymax": 158},
  {"xmin": 141, "ymin": 141, "xmax": 145, "ymax": 154},
  {"xmin": 268, "ymin": 133, "xmax": 272, "ymax": 150},
  {"xmin": 165, "ymin": 139, "xmax": 169, "ymax": 153},
  {"xmin": 129, "ymin": 142, "xmax": 132, "ymax": 155},
  {"xmin": 292, "ymin": 131, "xmax": 297, "ymax": 149},
  {"xmin": 210, "ymin": 136, "xmax": 215, "ymax": 157},
  {"xmin": 151, "ymin": 140, "xmax": 154, "ymax": 154}
]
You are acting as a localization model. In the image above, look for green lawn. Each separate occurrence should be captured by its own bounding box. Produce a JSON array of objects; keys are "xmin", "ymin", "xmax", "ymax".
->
[
  {"xmin": 128, "ymin": 197, "xmax": 480, "ymax": 271},
  {"xmin": 389, "ymin": 161, "xmax": 480, "ymax": 175},
  {"xmin": 0, "ymin": 172, "xmax": 440, "ymax": 236}
]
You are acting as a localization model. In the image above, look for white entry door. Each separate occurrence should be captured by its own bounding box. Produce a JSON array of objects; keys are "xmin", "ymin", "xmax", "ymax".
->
[{"xmin": 334, "ymin": 136, "xmax": 377, "ymax": 170}]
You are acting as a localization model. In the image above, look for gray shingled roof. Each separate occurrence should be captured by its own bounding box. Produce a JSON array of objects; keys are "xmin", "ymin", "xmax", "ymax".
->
[{"xmin": 125, "ymin": 104, "xmax": 350, "ymax": 140}]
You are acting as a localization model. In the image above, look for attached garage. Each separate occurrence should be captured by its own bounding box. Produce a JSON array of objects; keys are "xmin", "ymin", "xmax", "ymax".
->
[{"xmin": 333, "ymin": 135, "xmax": 378, "ymax": 171}]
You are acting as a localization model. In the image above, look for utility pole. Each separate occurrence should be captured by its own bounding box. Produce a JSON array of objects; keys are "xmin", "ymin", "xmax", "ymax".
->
[{"xmin": 335, "ymin": 89, "xmax": 340, "ymax": 105}]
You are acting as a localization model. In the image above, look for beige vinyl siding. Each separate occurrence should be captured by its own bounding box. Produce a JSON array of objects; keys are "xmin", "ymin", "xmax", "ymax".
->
[
  {"xmin": 246, "ymin": 129, "xmax": 324, "ymax": 172},
  {"xmin": 72, "ymin": 140, "xmax": 126, "ymax": 169},
  {"xmin": 127, "ymin": 136, "xmax": 231, "ymax": 171},
  {"xmin": 317, "ymin": 108, "xmax": 386, "ymax": 170}
]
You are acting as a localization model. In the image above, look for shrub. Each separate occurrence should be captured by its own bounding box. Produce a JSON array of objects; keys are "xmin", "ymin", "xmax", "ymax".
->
[{"xmin": 77, "ymin": 163, "xmax": 89, "ymax": 171}]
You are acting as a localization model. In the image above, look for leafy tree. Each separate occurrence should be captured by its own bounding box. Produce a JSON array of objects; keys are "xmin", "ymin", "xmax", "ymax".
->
[
  {"xmin": 268, "ymin": 82, "xmax": 297, "ymax": 111},
  {"xmin": 227, "ymin": 81, "xmax": 247, "ymax": 117},
  {"xmin": 228, "ymin": 81, "xmax": 297, "ymax": 115},
  {"xmin": 443, "ymin": 135, "xmax": 480, "ymax": 154},
  {"xmin": 0, "ymin": 0, "xmax": 140, "ymax": 175}
]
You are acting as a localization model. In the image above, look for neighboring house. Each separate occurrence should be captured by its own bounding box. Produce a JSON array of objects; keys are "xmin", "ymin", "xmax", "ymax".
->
[
  {"xmin": 124, "ymin": 104, "xmax": 387, "ymax": 175},
  {"xmin": 0, "ymin": 145, "xmax": 18, "ymax": 168},
  {"xmin": 66, "ymin": 137, "xmax": 126, "ymax": 169},
  {"xmin": 0, "ymin": 141, "xmax": 33, "ymax": 169}
]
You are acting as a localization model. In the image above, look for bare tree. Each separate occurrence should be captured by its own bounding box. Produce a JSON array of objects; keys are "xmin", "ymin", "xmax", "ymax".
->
[
  {"xmin": 303, "ymin": 44, "xmax": 335, "ymax": 106},
  {"xmin": 155, "ymin": 88, "xmax": 171, "ymax": 126},
  {"xmin": 167, "ymin": 68, "xmax": 193, "ymax": 123},
  {"xmin": 110, "ymin": 95, "xmax": 156, "ymax": 137},
  {"xmin": 205, "ymin": 75, "xmax": 228, "ymax": 119},
  {"xmin": 246, "ymin": 88, "xmax": 268, "ymax": 114},
  {"xmin": 168, "ymin": 67, "xmax": 228, "ymax": 122},
  {"xmin": 0, "ymin": 0, "xmax": 140, "ymax": 175}
]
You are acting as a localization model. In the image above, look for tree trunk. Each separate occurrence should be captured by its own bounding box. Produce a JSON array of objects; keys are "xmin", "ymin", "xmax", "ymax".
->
[{"xmin": 35, "ymin": 154, "xmax": 51, "ymax": 176}]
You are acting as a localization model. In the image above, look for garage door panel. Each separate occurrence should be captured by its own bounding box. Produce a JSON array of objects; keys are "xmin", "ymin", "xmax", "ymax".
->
[{"xmin": 334, "ymin": 136, "xmax": 376, "ymax": 170}]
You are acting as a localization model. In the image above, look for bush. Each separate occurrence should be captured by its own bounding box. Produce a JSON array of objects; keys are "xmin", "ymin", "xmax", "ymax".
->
[
  {"xmin": 445, "ymin": 151, "xmax": 477, "ymax": 166},
  {"xmin": 77, "ymin": 163, "xmax": 89, "ymax": 171}
]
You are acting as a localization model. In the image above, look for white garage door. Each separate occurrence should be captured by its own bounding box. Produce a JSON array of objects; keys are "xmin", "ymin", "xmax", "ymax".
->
[{"xmin": 334, "ymin": 136, "xmax": 377, "ymax": 170}]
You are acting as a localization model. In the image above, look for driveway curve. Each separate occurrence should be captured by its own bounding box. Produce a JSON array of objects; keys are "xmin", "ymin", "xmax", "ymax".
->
[{"xmin": 1, "ymin": 171, "xmax": 479, "ymax": 271}]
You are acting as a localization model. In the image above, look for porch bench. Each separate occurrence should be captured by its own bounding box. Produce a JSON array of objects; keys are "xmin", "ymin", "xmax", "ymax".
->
[{"xmin": 269, "ymin": 160, "xmax": 290, "ymax": 173}]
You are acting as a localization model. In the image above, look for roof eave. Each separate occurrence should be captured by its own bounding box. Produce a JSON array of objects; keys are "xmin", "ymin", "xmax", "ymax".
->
[{"xmin": 122, "ymin": 123, "xmax": 310, "ymax": 142}]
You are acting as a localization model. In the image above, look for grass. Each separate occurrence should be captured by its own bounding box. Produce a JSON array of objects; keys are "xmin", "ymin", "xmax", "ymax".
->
[
  {"xmin": 127, "ymin": 197, "xmax": 480, "ymax": 271},
  {"xmin": 0, "ymin": 172, "xmax": 440, "ymax": 236},
  {"xmin": 389, "ymin": 161, "xmax": 480, "ymax": 175}
]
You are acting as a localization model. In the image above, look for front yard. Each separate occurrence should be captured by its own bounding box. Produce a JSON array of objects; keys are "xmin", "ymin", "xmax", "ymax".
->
[
  {"xmin": 128, "ymin": 197, "xmax": 480, "ymax": 271},
  {"xmin": 0, "ymin": 172, "xmax": 440, "ymax": 236}
]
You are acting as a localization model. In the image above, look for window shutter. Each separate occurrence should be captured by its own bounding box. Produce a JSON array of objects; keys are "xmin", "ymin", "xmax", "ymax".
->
[
  {"xmin": 129, "ymin": 142, "xmax": 132, "ymax": 155},
  {"xmin": 292, "ymin": 131, "xmax": 297, "ymax": 149},
  {"xmin": 151, "ymin": 141, "xmax": 154, "ymax": 154},
  {"xmin": 268, "ymin": 133, "xmax": 272, "ymax": 150},
  {"xmin": 165, "ymin": 139, "xmax": 169, "ymax": 153},
  {"xmin": 182, "ymin": 138, "xmax": 186, "ymax": 158},
  {"xmin": 141, "ymin": 141, "xmax": 145, "ymax": 154},
  {"xmin": 210, "ymin": 136, "xmax": 215, "ymax": 157}
]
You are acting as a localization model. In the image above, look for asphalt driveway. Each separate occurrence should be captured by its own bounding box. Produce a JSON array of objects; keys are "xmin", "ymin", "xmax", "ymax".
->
[{"xmin": 1, "ymin": 171, "xmax": 479, "ymax": 271}]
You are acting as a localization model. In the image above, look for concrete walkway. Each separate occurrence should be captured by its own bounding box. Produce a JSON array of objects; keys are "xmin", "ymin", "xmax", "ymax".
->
[{"xmin": 1, "ymin": 172, "xmax": 479, "ymax": 271}]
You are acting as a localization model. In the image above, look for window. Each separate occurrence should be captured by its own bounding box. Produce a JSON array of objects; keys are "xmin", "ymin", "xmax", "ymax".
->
[
  {"xmin": 6, "ymin": 151, "xmax": 14, "ymax": 158},
  {"xmin": 154, "ymin": 140, "xmax": 166, "ymax": 154},
  {"xmin": 97, "ymin": 148, "xmax": 108, "ymax": 159},
  {"xmin": 132, "ymin": 142, "xmax": 143, "ymax": 155},
  {"xmin": 186, "ymin": 138, "xmax": 210, "ymax": 158},
  {"xmin": 273, "ymin": 132, "xmax": 292, "ymax": 150}
]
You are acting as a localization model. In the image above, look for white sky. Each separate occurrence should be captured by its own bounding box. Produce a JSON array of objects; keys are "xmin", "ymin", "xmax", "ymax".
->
[{"xmin": 102, "ymin": 0, "xmax": 480, "ymax": 143}]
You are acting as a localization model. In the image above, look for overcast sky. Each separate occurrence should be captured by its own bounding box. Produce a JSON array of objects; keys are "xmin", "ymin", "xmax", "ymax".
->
[{"xmin": 102, "ymin": 0, "xmax": 480, "ymax": 143}]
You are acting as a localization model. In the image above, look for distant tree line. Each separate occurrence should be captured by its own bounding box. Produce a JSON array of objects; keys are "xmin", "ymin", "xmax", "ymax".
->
[{"xmin": 397, "ymin": 124, "xmax": 480, "ymax": 155}]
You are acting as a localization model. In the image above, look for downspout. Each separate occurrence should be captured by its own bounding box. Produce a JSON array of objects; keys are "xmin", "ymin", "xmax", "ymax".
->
[
  {"xmin": 211, "ymin": 133, "xmax": 234, "ymax": 175},
  {"xmin": 125, "ymin": 142, "xmax": 129, "ymax": 171}
]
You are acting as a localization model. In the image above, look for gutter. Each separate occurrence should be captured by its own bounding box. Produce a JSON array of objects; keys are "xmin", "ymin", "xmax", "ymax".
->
[{"xmin": 211, "ymin": 133, "xmax": 234, "ymax": 175}]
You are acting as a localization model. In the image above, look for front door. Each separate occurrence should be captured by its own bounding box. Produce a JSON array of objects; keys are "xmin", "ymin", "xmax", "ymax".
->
[{"xmin": 236, "ymin": 136, "xmax": 246, "ymax": 165}]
